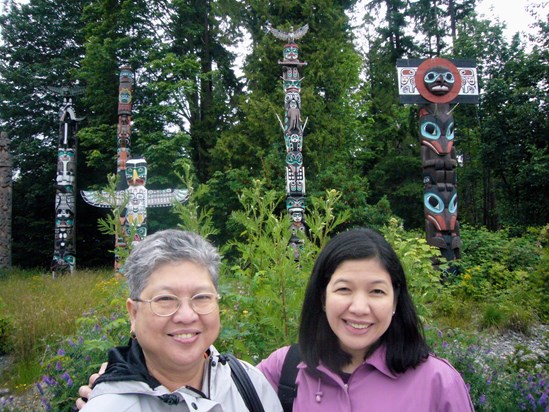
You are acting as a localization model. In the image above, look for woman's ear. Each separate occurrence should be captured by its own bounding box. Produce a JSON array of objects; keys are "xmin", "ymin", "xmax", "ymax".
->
[{"xmin": 127, "ymin": 298, "xmax": 138, "ymax": 330}]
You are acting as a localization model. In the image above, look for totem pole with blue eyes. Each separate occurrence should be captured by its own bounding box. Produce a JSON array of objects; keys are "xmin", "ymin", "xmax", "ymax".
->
[
  {"xmin": 49, "ymin": 88, "xmax": 83, "ymax": 276},
  {"xmin": 270, "ymin": 24, "xmax": 309, "ymax": 256},
  {"xmin": 81, "ymin": 67, "xmax": 190, "ymax": 273},
  {"xmin": 396, "ymin": 58, "xmax": 479, "ymax": 261}
]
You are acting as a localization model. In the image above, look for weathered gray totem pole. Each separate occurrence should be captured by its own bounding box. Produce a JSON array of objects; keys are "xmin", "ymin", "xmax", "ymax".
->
[
  {"xmin": 50, "ymin": 88, "xmax": 82, "ymax": 275},
  {"xmin": 397, "ymin": 58, "xmax": 479, "ymax": 261},
  {"xmin": 81, "ymin": 67, "xmax": 190, "ymax": 272},
  {"xmin": 270, "ymin": 24, "xmax": 309, "ymax": 254},
  {"xmin": 0, "ymin": 132, "xmax": 12, "ymax": 269}
]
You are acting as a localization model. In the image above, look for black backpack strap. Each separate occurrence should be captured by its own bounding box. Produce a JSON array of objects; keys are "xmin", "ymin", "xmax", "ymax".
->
[
  {"xmin": 225, "ymin": 353, "xmax": 266, "ymax": 412},
  {"xmin": 278, "ymin": 344, "xmax": 301, "ymax": 412}
]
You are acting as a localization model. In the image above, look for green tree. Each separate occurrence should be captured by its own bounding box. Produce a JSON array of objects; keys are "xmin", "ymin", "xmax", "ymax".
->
[
  {"xmin": 453, "ymin": 13, "xmax": 549, "ymax": 228},
  {"xmin": 211, "ymin": 0, "xmax": 370, "ymax": 240},
  {"xmin": 359, "ymin": 0, "xmax": 420, "ymax": 228},
  {"xmin": 0, "ymin": 0, "xmax": 108, "ymax": 267},
  {"xmin": 408, "ymin": 0, "xmax": 476, "ymax": 56},
  {"xmin": 479, "ymin": 35, "xmax": 549, "ymax": 226}
]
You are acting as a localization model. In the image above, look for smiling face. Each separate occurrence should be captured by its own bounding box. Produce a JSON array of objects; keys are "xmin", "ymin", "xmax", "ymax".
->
[
  {"xmin": 325, "ymin": 258, "xmax": 396, "ymax": 367},
  {"xmin": 127, "ymin": 260, "xmax": 221, "ymax": 387}
]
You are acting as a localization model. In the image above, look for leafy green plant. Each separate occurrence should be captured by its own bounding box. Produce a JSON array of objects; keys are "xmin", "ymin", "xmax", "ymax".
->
[
  {"xmin": 94, "ymin": 173, "xmax": 136, "ymax": 270},
  {"xmin": 217, "ymin": 181, "xmax": 348, "ymax": 362},
  {"xmin": 480, "ymin": 303, "xmax": 507, "ymax": 331},
  {"xmin": 170, "ymin": 165, "xmax": 217, "ymax": 240},
  {"xmin": 380, "ymin": 218, "xmax": 442, "ymax": 320},
  {"xmin": 532, "ymin": 224, "xmax": 549, "ymax": 322},
  {"xmin": 38, "ymin": 277, "xmax": 129, "ymax": 411}
]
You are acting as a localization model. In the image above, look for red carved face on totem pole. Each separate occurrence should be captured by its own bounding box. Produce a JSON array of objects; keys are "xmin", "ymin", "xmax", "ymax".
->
[{"xmin": 415, "ymin": 58, "xmax": 461, "ymax": 104}]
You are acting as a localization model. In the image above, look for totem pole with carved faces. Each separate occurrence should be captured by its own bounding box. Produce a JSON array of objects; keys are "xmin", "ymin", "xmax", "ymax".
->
[
  {"xmin": 0, "ymin": 132, "xmax": 12, "ymax": 269},
  {"xmin": 50, "ymin": 89, "xmax": 82, "ymax": 276},
  {"xmin": 81, "ymin": 67, "xmax": 190, "ymax": 273},
  {"xmin": 270, "ymin": 24, "xmax": 309, "ymax": 255},
  {"xmin": 397, "ymin": 58, "xmax": 479, "ymax": 261}
]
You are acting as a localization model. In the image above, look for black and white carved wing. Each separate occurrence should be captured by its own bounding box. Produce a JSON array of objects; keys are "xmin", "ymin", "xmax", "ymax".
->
[
  {"xmin": 80, "ymin": 190, "xmax": 127, "ymax": 208},
  {"xmin": 147, "ymin": 188, "xmax": 191, "ymax": 207}
]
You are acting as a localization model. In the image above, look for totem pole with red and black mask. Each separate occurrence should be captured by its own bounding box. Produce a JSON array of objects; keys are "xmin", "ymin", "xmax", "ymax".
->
[{"xmin": 397, "ymin": 58, "xmax": 479, "ymax": 262}]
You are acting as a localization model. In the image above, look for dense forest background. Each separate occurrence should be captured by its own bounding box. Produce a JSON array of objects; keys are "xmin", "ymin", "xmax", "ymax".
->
[{"xmin": 0, "ymin": 0, "xmax": 547, "ymax": 269}]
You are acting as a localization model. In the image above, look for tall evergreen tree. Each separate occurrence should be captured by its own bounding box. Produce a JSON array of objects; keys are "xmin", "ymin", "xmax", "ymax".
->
[
  {"xmin": 210, "ymin": 0, "xmax": 372, "ymax": 235},
  {"xmin": 77, "ymin": 0, "xmax": 243, "ymax": 250},
  {"xmin": 0, "ymin": 0, "xmax": 104, "ymax": 267}
]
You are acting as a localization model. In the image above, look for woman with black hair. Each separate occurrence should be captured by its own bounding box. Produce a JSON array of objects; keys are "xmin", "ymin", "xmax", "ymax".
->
[
  {"xmin": 77, "ymin": 228, "xmax": 473, "ymax": 411},
  {"xmin": 257, "ymin": 228, "xmax": 474, "ymax": 411}
]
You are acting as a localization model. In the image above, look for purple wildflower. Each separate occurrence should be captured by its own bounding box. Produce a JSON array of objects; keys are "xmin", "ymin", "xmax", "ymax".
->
[
  {"xmin": 35, "ymin": 382, "xmax": 44, "ymax": 396},
  {"xmin": 57, "ymin": 348, "xmax": 65, "ymax": 356},
  {"xmin": 478, "ymin": 394, "xmax": 486, "ymax": 405},
  {"xmin": 41, "ymin": 397, "xmax": 52, "ymax": 411},
  {"xmin": 527, "ymin": 393, "xmax": 536, "ymax": 409},
  {"xmin": 67, "ymin": 338, "xmax": 75, "ymax": 347},
  {"xmin": 55, "ymin": 361, "xmax": 62, "ymax": 371},
  {"xmin": 61, "ymin": 372, "xmax": 73, "ymax": 387},
  {"xmin": 538, "ymin": 391, "xmax": 547, "ymax": 406},
  {"xmin": 42, "ymin": 375, "xmax": 57, "ymax": 386}
]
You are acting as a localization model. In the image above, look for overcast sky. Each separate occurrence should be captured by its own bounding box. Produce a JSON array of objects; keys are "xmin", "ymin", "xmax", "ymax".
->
[{"xmin": 476, "ymin": 0, "xmax": 546, "ymax": 39}]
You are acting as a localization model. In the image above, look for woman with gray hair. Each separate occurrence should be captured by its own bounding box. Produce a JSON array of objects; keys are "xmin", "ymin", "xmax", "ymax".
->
[{"xmin": 80, "ymin": 229, "xmax": 282, "ymax": 411}]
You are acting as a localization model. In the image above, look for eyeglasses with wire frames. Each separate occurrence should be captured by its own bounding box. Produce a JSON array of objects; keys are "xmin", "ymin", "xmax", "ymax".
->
[{"xmin": 133, "ymin": 293, "xmax": 221, "ymax": 316}]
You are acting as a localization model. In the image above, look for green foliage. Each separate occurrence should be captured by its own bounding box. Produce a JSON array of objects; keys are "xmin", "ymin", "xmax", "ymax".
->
[
  {"xmin": 170, "ymin": 165, "xmax": 218, "ymax": 240},
  {"xmin": 38, "ymin": 277, "xmax": 129, "ymax": 411},
  {"xmin": 429, "ymin": 226, "xmax": 545, "ymax": 332},
  {"xmin": 0, "ymin": 297, "xmax": 14, "ymax": 355},
  {"xmin": 216, "ymin": 181, "xmax": 348, "ymax": 362},
  {"xmin": 479, "ymin": 303, "xmax": 506, "ymax": 330},
  {"xmin": 92, "ymin": 174, "xmax": 136, "ymax": 269},
  {"xmin": 362, "ymin": 195, "xmax": 394, "ymax": 230},
  {"xmin": 0, "ymin": 269, "xmax": 113, "ymax": 391},
  {"xmin": 380, "ymin": 218, "xmax": 442, "ymax": 320},
  {"xmin": 533, "ymin": 225, "xmax": 549, "ymax": 322}
]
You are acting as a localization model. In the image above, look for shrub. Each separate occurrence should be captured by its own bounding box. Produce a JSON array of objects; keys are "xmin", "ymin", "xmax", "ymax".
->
[
  {"xmin": 38, "ymin": 278, "xmax": 129, "ymax": 411},
  {"xmin": 381, "ymin": 219, "xmax": 442, "ymax": 321},
  {"xmin": 480, "ymin": 303, "xmax": 507, "ymax": 331},
  {"xmin": 532, "ymin": 225, "xmax": 549, "ymax": 322},
  {"xmin": 217, "ymin": 182, "xmax": 349, "ymax": 362}
]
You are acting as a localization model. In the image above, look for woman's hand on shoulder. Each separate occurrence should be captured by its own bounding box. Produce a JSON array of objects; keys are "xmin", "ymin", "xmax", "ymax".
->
[{"xmin": 75, "ymin": 362, "xmax": 108, "ymax": 410}]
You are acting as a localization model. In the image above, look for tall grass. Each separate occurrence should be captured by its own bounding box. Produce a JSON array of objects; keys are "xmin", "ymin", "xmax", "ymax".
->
[{"xmin": 0, "ymin": 268, "xmax": 114, "ymax": 390}]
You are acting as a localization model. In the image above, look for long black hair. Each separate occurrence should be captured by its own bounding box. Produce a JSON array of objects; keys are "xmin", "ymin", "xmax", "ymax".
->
[{"xmin": 298, "ymin": 228, "xmax": 429, "ymax": 374}]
